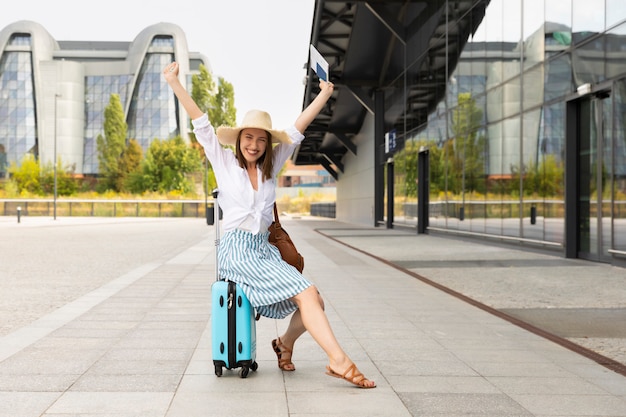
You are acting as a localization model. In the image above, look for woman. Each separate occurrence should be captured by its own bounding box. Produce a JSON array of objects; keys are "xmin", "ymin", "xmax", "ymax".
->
[{"xmin": 163, "ymin": 62, "xmax": 375, "ymax": 389}]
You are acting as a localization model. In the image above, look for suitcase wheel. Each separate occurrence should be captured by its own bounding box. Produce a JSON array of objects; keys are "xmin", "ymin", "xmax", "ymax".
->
[
  {"xmin": 251, "ymin": 361, "xmax": 258, "ymax": 372},
  {"xmin": 214, "ymin": 364, "xmax": 223, "ymax": 377},
  {"xmin": 239, "ymin": 366, "xmax": 249, "ymax": 378}
]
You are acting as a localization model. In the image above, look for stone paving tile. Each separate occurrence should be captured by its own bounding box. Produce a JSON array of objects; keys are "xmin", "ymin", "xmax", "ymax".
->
[
  {"xmin": 43, "ymin": 392, "xmax": 173, "ymax": 416},
  {"xmin": 0, "ymin": 392, "xmax": 61, "ymax": 417},
  {"xmin": 398, "ymin": 392, "xmax": 534, "ymax": 416}
]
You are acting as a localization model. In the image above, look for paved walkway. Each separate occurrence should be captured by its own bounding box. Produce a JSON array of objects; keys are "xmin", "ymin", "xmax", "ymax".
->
[{"xmin": 0, "ymin": 215, "xmax": 625, "ymax": 416}]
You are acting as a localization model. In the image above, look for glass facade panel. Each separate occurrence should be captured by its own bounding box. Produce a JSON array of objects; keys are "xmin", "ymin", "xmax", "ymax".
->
[
  {"xmin": 607, "ymin": 0, "xmax": 626, "ymax": 30},
  {"xmin": 523, "ymin": 0, "xmax": 545, "ymax": 69},
  {"xmin": 503, "ymin": 77, "xmax": 522, "ymax": 120},
  {"xmin": 150, "ymin": 36, "xmax": 174, "ymax": 48},
  {"xmin": 83, "ymin": 75, "xmax": 132, "ymax": 174},
  {"xmin": 546, "ymin": 0, "xmax": 572, "ymax": 31},
  {"xmin": 572, "ymin": 35, "xmax": 607, "ymax": 85},
  {"xmin": 127, "ymin": 53, "xmax": 177, "ymax": 152},
  {"xmin": 544, "ymin": 53, "xmax": 573, "ymax": 101},
  {"xmin": 402, "ymin": 0, "xmax": 621, "ymax": 256},
  {"xmin": 0, "ymin": 46, "xmax": 36, "ymax": 176},
  {"xmin": 8, "ymin": 34, "xmax": 31, "ymax": 46},
  {"xmin": 601, "ymin": 95, "xmax": 613, "ymax": 258},
  {"xmin": 539, "ymin": 102, "xmax": 565, "ymax": 243},
  {"xmin": 572, "ymin": 0, "xmax": 605, "ymax": 44},
  {"xmin": 612, "ymin": 79, "xmax": 626, "ymax": 252},
  {"xmin": 523, "ymin": 65, "xmax": 544, "ymax": 110},
  {"xmin": 605, "ymin": 22, "xmax": 626, "ymax": 79}
]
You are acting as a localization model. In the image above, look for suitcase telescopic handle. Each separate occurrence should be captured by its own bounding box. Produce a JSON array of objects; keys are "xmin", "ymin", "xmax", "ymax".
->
[{"xmin": 212, "ymin": 189, "xmax": 220, "ymax": 282}]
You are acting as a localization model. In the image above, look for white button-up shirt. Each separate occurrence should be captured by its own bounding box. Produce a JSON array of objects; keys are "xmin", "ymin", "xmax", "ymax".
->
[{"xmin": 192, "ymin": 114, "xmax": 304, "ymax": 234}]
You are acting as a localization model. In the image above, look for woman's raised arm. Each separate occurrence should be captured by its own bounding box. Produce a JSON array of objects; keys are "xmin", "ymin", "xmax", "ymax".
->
[
  {"xmin": 163, "ymin": 62, "xmax": 204, "ymax": 121},
  {"xmin": 294, "ymin": 80, "xmax": 334, "ymax": 134}
]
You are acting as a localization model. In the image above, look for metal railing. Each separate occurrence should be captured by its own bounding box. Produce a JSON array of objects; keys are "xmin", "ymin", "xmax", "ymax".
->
[
  {"xmin": 310, "ymin": 202, "xmax": 336, "ymax": 218},
  {"xmin": 0, "ymin": 198, "xmax": 211, "ymax": 218}
]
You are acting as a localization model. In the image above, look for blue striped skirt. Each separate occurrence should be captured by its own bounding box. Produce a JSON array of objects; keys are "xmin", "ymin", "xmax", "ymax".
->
[{"xmin": 217, "ymin": 228, "xmax": 312, "ymax": 319}]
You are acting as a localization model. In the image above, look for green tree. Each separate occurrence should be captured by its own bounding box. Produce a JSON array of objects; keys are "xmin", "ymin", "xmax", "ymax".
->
[
  {"xmin": 8, "ymin": 154, "xmax": 41, "ymax": 194},
  {"xmin": 8, "ymin": 155, "xmax": 77, "ymax": 196},
  {"xmin": 209, "ymin": 77, "xmax": 236, "ymax": 128},
  {"xmin": 450, "ymin": 93, "xmax": 486, "ymax": 194},
  {"xmin": 97, "ymin": 94, "xmax": 127, "ymax": 191},
  {"xmin": 394, "ymin": 140, "xmax": 420, "ymax": 198},
  {"xmin": 511, "ymin": 154, "xmax": 564, "ymax": 198},
  {"xmin": 189, "ymin": 65, "xmax": 236, "ymax": 194},
  {"xmin": 189, "ymin": 64, "xmax": 215, "ymax": 145},
  {"xmin": 128, "ymin": 136, "xmax": 202, "ymax": 194},
  {"xmin": 190, "ymin": 64, "xmax": 236, "ymax": 130},
  {"xmin": 538, "ymin": 155, "xmax": 564, "ymax": 197},
  {"xmin": 40, "ymin": 159, "xmax": 78, "ymax": 196},
  {"xmin": 118, "ymin": 139, "xmax": 143, "ymax": 192},
  {"xmin": 394, "ymin": 138, "xmax": 446, "ymax": 198}
]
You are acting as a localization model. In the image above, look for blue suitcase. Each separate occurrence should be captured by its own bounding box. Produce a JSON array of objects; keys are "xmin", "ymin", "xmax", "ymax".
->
[
  {"xmin": 209, "ymin": 190, "xmax": 258, "ymax": 378},
  {"xmin": 211, "ymin": 280, "xmax": 258, "ymax": 377}
]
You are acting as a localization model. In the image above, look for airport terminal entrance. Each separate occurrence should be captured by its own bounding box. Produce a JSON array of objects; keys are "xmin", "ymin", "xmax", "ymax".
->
[{"xmin": 566, "ymin": 87, "xmax": 613, "ymax": 262}]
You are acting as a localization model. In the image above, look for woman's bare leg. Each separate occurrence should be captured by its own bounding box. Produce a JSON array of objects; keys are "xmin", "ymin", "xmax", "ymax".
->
[
  {"xmin": 287, "ymin": 286, "xmax": 375, "ymax": 388},
  {"xmin": 274, "ymin": 291, "xmax": 324, "ymax": 371}
]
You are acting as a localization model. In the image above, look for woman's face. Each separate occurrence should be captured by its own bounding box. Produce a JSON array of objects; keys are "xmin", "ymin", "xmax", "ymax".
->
[{"xmin": 239, "ymin": 128, "xmax": 268, "ymax": 165}]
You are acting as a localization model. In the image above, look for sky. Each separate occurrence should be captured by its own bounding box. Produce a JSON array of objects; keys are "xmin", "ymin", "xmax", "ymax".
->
[{"xmin": 0, "ymin": 0, "xmax": 316, "ymax": 129}]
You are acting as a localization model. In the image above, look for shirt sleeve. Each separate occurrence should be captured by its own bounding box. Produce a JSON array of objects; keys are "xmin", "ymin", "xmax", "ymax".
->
[
  {"xmin": 272, "ymin": 125, "xmax": 305, "ymax": 176},
  {"xmin": 191, "ymin": 114, "xmax": 235, "ymax": 176}
]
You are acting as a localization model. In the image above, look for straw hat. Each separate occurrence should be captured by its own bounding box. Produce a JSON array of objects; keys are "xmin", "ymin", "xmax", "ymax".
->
[{"xmin": 216, "ymin": 110, "xmax": 291, "ymax": 146}]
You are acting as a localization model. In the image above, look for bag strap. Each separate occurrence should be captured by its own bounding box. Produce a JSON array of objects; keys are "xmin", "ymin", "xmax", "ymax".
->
[{"xmin": 273, "ymin": 202, "xmax": 281, "ymax": 226}]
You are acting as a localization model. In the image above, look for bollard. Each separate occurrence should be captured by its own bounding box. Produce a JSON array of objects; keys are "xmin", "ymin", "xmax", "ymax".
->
[
  {"xmin": 530, "ymin": 206, "xmax": 537, "ymax": 225},
  {"xmin": 206, "ymin": 202, "xmax": 215, "ymax": 226},
  {"xmin": 17, "ymin": 206, "xmax": 21, "ymax": 223}
]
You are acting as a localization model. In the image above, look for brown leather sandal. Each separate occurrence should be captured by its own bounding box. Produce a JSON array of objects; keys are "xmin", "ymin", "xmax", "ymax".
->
[
  {"xmin": 325, "ymin": 364, "xmax": 376, "ymax": 388},
  {"xmin": 272, "ymin": 338, "xmax": 295, "ymax": 371}
]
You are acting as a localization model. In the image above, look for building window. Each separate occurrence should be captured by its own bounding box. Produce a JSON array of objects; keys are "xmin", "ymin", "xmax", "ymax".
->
[
  {"xmin": 0, "ymin": 47, "xmax": 36, "ymax": 172},
  {"xmin": 83, "ymin": 74, "xmax": 132, "ymax": 174},
  {"xmin": 8, "ymin": 33, "xmax": 31, "ymax": 46},
  {"xmin": 127, "ymin": 53, "xmax": 177, "ymax": 152}
]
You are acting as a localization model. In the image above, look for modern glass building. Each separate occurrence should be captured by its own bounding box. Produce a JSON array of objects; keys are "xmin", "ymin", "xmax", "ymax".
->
[
  {"xmin": 304, "ymin": 0, "xmax": 626, "ymax": 265},
  {"xmin": 0, "ymin": 21, "xmax": 208, "ymax": 176},
  {"xmin": 403, "ymin": 0, "xmax": 626, "ymax": 263}
]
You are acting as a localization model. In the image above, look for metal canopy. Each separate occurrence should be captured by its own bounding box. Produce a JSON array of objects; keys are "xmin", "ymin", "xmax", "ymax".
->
[{"xmin": 295, "ymin": 0, "xmax": 489, "ymax": 178}]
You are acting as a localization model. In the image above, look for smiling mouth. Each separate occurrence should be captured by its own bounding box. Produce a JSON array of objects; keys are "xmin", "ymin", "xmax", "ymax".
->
[{"xmin": 245, "ymin": 149, "xmax": 260, "ymax": 159}]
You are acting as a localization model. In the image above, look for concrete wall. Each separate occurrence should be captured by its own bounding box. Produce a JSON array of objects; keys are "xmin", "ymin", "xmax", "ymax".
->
[
  {"xmin": 38, "ymin": 60, "xmax": 85, "ymax": 172},
  {"xmin": 336, "ymin": 112, "xmax": 376, "ymax": 226}
]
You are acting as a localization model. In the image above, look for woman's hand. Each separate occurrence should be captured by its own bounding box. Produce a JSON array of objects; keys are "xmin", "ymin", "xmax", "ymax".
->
[
  {"xmin": 163, "ymin": 62, "xmax": 179, "ymax": 84},
  {"xmin": 319, "ymin": 79, "xmax": 334, "ymax": 98},
  {"xmin": 162, "ymin": 61, "xmax": 204, "ymax": 120},
  {"xmin": 294, "ymin": 79, "xmax": 336, "ymax": 134}
]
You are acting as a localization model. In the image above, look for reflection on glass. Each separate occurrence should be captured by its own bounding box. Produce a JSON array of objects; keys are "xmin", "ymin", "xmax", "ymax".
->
[
  {"xmin": 399, "ymin": 0, "xmax": 625, "ymax": 255},
  {"xmin": 573, "ymin": 0, "xmax": 604, "ymax": 44},
  {"xmin": 473, "ymin": 0, "xmax": 504, "ymax": 42},
  {"xmin": 523, "ymin": 65, "xmax": 544, "ymax": 110},
  {"xmin": 578, "ymin": 94, "xmax": 613, "ymax": 260},
  {"xmin": 606, "ymin": 0, "xmax": 626, "ymax": 30},
  {"xmin": 544, "ymin": 53, "xmax": 573, "ymax": 101},
  {"xmin": 606, "ymin": 22, "xmax": 626, "ymax": 79},
  {"xmin": 546, "ymin": 0, "xmax": 571, "ymax": 29},
  {"xmin": 601, "ymin": 97, "xmax": 613, "ymax": 258},
  {"xmin": 508, "ymin": 0, "xmax": 523, "ymax": 40},
  {"xmin": 572, "ymin": 35, "xmax": 606, "ymax": 85},
  {"xmin": 612, "ymin": 80, "xmax": 626, "ymax": 252},
  {"xmin": 502, "ymin": 77, "xmax": 522, "ymax": 119},
  {"xmin": 523, "ymin": 0, "xmax": 545, "ymax": 69}
]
